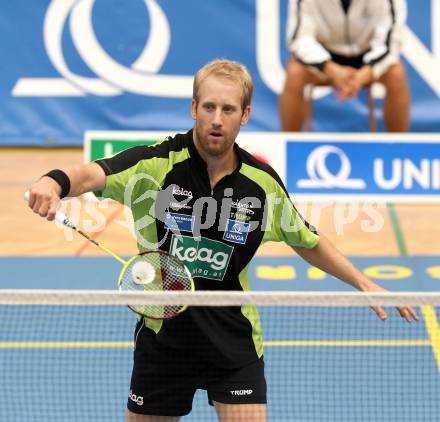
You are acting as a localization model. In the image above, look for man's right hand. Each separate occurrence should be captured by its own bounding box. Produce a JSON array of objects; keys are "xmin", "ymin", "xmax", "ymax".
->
[
  {"xmin": 338, "ymin": 65, "xmax": 374, "ymax": 100},
  {"xmin": 27, "ymin": 177, "xmax": 62, "ymax": 221},
  {"xmin": 323, "ymin": 61, "xmax": 356, "ymax": 100}
]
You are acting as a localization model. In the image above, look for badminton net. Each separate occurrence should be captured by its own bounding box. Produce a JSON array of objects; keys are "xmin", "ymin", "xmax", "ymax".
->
[{"xmin": 0, "ymin": 290, "xmax": 439, "ymax": 422}]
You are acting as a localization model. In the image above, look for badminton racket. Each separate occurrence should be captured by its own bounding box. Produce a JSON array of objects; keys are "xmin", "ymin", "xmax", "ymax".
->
[{"xmin": 24, "ymin": 191, "xmax": 194, "ymax": 320}]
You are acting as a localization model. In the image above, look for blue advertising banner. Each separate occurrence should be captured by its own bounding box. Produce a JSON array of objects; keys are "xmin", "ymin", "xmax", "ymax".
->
[
  {"xmin": 1, "ymin": 0, "xmax": 439, "ymax": 145},
  {"xmin": 286, "ymin": 137, "xmax": 440, "ymax": 201}
]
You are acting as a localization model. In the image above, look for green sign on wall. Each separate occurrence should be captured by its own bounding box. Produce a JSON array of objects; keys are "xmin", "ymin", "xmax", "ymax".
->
[
  {"xmin": 84, "ymin": 131, "xmax": 175, "ymax": 162},
  {"xmin": 85, "ymin": 138, "xmax": 159, "ymax": 162}
]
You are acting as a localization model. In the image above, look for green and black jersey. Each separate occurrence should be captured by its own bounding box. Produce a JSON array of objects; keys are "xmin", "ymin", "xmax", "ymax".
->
[{"xmin": 95, "ymin": 129, "xmax": 319, "ymax": 368}]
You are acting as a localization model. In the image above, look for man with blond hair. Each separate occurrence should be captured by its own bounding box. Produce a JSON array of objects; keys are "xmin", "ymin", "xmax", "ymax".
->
[{"xmin": 27, "ymin": 59, "xmax": 417, "ymax": 421}]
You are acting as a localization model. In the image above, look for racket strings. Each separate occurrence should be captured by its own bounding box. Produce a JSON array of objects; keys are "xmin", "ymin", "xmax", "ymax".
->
[{"xmin": 119, "ymin": 252, "xmax": 193, "ymax": 319}]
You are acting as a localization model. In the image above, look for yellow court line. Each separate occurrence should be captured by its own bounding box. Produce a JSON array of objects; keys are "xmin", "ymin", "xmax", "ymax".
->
[
  {"xmin": 264, "ymin": 340, "xmax": 431, "ymax": 347},
  {"xmin": 0, "ymin": 340, "xmax": 431, "ymax": 348},
  {"xmin": 0, "ymin": 341, "xmax": 134, "ymax": 348},
  {"xmin": 421, "ymin": 306, "xmax": 440, "ymax": 372}
]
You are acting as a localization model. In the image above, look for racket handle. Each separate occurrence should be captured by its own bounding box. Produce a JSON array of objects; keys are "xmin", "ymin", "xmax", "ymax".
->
[
  {"xmin": 54, "ymin": 211, "xmax": 70, "ymax": 226},
  {"xmin": 24, "ymin": 191, "xmax": 71, "ymax": 227}
]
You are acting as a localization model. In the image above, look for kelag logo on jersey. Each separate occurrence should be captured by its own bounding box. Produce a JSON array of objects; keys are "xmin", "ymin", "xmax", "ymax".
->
[
  {"xmin": 169, "ymin": 235, "xmax": 233, "ymax": 281},
  {"xmin": 286, "ymin": 140, "xmax": 440, "ymax": 197}
]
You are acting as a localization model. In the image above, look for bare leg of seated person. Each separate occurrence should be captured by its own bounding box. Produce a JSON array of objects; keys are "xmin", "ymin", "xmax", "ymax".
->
[
  {"xmin": 280, "ymin": 59, "xmax": 411, "ymax": 133},
  {"xmin": 378, "ymin": 63, "xmax": 410, "ymax": 132},
  {"xmin": 213, "ymin": 401, "xmax": 267, "ymax": 422},
  {"xmin": 126, "ymin": 410, "xmax": 180, "ymax": 422},
  {"xmin": 279, "ymin": 58, "xmax": 329, "ymax": 131}
]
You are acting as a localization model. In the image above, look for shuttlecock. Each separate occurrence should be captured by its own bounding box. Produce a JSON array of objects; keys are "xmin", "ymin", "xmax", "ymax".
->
[{"xmin": 131, "ymin": 261, "xmax": 156, "ymax": 285}]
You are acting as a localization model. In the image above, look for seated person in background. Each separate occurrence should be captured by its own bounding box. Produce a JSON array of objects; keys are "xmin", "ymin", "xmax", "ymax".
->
[{"xmin": 279, "ymin": 0, "xmax": 410, "ymax": 132}]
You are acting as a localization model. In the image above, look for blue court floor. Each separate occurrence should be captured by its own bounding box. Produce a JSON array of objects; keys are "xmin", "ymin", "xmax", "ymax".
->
[{"xmin": 1, "ymin": 256, "xmax": 439, "ymax": 421}]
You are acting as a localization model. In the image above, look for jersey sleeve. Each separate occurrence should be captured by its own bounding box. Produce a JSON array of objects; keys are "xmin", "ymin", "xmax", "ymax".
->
[
  {"xmin": 263, "ymin": 179, "xmax": 319, "ymax": 249},
  {"xmin": 93, "ymin": 146, "xmax": 164, "ymax": 205}
]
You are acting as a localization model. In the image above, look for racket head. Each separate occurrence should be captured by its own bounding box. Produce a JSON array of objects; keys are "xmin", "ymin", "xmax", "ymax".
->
[{"xmin": 118, "ymin": 250, "xmax": 194, "ymax": 320}]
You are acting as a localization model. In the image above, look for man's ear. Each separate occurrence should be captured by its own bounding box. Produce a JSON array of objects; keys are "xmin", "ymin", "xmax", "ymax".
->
[
  {"xmin": 240, "ymin": 106, "xmax": 251, "ymax": 126},
  {"xmin": 191, "ymin": 99, "xmax": 197, "ymax": 120}
]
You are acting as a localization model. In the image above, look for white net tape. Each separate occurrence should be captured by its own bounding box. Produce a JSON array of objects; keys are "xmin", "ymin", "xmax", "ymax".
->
[{"xmin": 1, "ymin": 289, "xmax": 440, "ymax": 306}]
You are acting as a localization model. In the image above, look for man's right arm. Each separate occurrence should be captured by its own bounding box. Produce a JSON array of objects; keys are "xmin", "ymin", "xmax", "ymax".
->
[{"xmin": 27, "ymin": 162, "xmax": 106, "ymax": 221}]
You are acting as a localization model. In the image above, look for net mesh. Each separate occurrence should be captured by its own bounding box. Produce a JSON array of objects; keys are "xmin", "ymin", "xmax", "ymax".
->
[
  {"xmin": 118, "ymin": 251, "xmax": 193, "ymax": 319},
  {"xmin": 0, "ymin": 290, "xmax": 439, "ymax": 422},
  {"xmin": 119, "ymin": 252, "xmax": 192, "ymax": 293}
]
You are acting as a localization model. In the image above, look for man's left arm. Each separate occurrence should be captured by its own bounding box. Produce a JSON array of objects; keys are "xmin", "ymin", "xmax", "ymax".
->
[
  {"xmin": 293, "ymin": 234, "xmax": 419, "ymax": 322},
  {"xmin": 363, "ymin": 0, "xmax": 407, "ymax": 80}
]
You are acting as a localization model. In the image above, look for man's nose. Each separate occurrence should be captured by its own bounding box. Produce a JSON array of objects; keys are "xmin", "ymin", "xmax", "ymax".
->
[{"xmin": 212, "ymin": 108, "xmax": 223, "ymax": 126}]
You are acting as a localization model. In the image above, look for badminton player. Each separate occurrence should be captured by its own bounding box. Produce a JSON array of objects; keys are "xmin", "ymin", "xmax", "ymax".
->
[{"xmin": 27, "ymin": 59, "xmax": 418, "ymax": 422}]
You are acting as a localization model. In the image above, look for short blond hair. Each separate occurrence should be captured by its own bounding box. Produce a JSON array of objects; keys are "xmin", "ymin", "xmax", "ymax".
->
[{"xmin": 193, "ymin": 59, "xmax": 254, "ymax": 112}]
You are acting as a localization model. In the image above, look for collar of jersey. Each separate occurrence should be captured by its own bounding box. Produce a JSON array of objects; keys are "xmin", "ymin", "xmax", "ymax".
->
[{"xmin": 184, "ymin": 129, "xmax": 243, "ymax": 176}]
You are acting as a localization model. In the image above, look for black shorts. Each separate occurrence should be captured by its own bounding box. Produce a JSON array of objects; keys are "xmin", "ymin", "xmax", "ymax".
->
[
  {"xmin": 328, "ymin": 50, "xmax": 369, "ymax": 69},
  {"xmin": 294, "ymin": 49, "xmax": 369, "ymax": 72},
  {"xmin": 127, "ymin": 319, "xmax": 267, "ymax": 417}
]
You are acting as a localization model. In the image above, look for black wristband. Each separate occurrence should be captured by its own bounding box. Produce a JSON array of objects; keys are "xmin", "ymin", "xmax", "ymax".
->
[{"xmin": 43, "ymin": 169, "xmax": 71, "ymax": 199}]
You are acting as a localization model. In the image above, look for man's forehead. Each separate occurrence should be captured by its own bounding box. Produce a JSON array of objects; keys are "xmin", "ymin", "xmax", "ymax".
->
[{"xmin": 198, "ymin": 75, "xmax": 242, "ymax": 103}]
